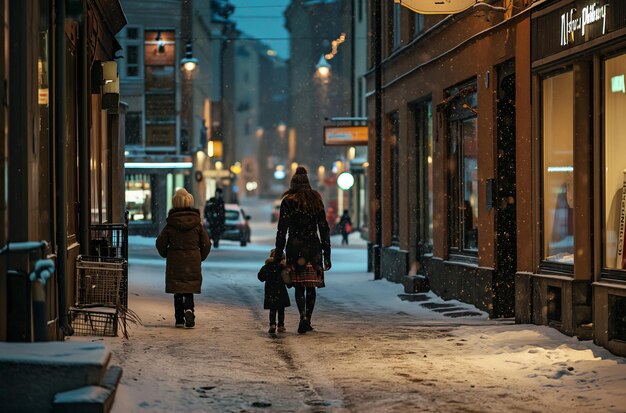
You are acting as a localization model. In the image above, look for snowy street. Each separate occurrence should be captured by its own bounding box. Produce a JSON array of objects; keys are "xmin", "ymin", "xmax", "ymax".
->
[{"xmin": 73, "ymin": 199, "xmax": 626, "ymax": 413}]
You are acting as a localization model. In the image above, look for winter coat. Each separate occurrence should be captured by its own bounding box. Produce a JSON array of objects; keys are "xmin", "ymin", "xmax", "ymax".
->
[
  {"xmin": 339, "ymin": 214, "xmax": 352, "ymax": 235},
  {"xmin": 156, "ymin": 208, "xmax": 211, "ymax": 294},
  {"xmin": 274, "ymin": 194, "xmax": 331, "ymax": 270},
  {"xmin": 258, "ymin": 259, "xmax": 291, "ymax": 310},
  {"xmin": 204, "ymin": 197, "xmax": 225, "ymax": 233}
]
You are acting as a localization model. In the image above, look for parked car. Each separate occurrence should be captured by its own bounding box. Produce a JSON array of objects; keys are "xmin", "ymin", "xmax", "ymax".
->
[
  {"xmin": 221, "ymin": 203, "xmax": 251, "ymax": 246},
  {"xmin": 271, "ymin": 199, "xmax": 281, "ymax": 223}
]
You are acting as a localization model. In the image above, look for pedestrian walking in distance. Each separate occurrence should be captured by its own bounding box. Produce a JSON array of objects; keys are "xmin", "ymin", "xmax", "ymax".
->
[
  {"xmin": 204, "ymin": 187, "xmax": 226, "ymax": 248},
  {"xmin": 258, "ymin": 249, "xmax": 291, "ymax": 334},
  {"xmin": 274, "ymin": 166, "xmax": 331, "ymax": 334},
  {"xmin": 338, "ymin": 209, "xmax": 353, "ymax": 246},
  {"xmin": 157, "ymin": 188, "xmax": 211, "ymax": 328}
]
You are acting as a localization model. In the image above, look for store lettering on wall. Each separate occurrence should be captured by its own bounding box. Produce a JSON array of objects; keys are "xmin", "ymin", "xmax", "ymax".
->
[{"xmin": 560, "ymin": 2, "xmax": 608, "ymax": 46}]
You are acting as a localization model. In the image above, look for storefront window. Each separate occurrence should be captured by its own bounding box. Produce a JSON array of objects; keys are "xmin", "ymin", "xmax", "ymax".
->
[
  {"xmin": 447, "ymin": 85, "xmax": 478, "ymax": 254},
  {"xmin": 542, "ymin": 71, "xmax": 574, "ymax": 264},
  {"xmin": 125, "ymin": 174, "xmax": 152, "ymax": 221},
  {"xmin": 604, "ymin": 53, "xmax": 626, "ymax": 271},
  {"xmin": 461, "ymin": 118, "xmax": 478, "ymax": 250},
  {"xmin": 389, "ymin": 112, "xmax": 400, "ymax": 243},
  {"xmin": 166, "ymin": 173, "xmax": 186, "ymax": 212}
]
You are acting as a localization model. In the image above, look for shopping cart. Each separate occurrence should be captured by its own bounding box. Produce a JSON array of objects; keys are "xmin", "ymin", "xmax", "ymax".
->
[
  {"xmin": 88, "ymin": 214, "xmax": 129, "ymax": 306},
  {"xmin": 69, "ymin": 255, "xmax": 126, "ymax": 337}
]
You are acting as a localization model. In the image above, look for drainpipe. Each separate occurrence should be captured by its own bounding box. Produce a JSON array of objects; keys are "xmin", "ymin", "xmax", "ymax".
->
[
  {"xmin": 55, "ymin": 0, "xmax": 73, "ymax": 336},
  {"xmin": 373, "ymin": 0, "xmax": 382, "ymax": 280},
  {"xmin": 78, "ymin": 0, "xmax": 89, "ymax": 254}
]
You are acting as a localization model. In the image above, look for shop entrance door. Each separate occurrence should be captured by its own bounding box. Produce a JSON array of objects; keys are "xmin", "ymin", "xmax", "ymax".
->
[{"xmin": 494, "ymin": 60, "xmax": 517, "ymax": 318}]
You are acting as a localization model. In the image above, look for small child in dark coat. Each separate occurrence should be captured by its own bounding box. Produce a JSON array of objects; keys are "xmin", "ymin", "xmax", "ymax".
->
[{"xmin": 258, "ymin": 249, "xmax": 291, "ymax": 333}]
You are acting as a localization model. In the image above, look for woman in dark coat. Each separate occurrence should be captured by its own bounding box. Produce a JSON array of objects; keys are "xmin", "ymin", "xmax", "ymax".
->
[
  {"xmin": 274, "ymin": 166, "xmax": 331, "ymax": 334},
  {"xmin": 156, "ymin": 188, "xmax": 211, "ymax": 328},
  {"xmin": 258, "ymin": 249, "xmax": 291, "ymax": 334}
]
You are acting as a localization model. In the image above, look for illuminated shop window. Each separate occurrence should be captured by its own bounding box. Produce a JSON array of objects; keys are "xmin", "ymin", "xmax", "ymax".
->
[
  {"xmin": 604, "ymin": 53, "xmax": 626, "ymax": 271},
  {"xmin": 542, "ymin": 71, "xmax": 574, "ymax": 264},
  {"xmin": 125, "ymin": 174, "xmax": 152, "ymax": 221}
]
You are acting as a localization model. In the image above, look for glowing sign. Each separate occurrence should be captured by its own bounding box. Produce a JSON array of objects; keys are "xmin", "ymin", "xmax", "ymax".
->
[
  {"xmin": 612, "ymin": 75, "xmax": 625, "ymax": 93},
  {"xmin": 393, "ymin": 0, "xmax": 475, "ymax": 15},
  {"xmin": 324, "ymin": 126, "xmax": 368, "ymax": 146},
  {"xmin": 560, "ymin": 2, "xmax": 608, "ymax": 46}
]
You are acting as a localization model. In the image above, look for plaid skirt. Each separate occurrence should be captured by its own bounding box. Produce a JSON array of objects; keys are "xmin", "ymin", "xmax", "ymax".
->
[{"xmin": 290, "ymin": 263, "xmax": 324, "ymax": 288}]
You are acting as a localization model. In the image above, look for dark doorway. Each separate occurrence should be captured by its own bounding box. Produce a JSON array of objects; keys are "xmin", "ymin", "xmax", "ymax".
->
[{"xmin": 494, "ymin": 60, "xmax": 517, "ymax": 318}]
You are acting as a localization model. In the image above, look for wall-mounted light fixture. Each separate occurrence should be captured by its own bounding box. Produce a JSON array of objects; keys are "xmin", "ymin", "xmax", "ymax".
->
[
  {"xmin": 315, "ymin": 55, "xmax": 331, "ymax": 78},
  {"xmin": 181, "ymin": 41, "xmax": 198, "ymax": 72}
]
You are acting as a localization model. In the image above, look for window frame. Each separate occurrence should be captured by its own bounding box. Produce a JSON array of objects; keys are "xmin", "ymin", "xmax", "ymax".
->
[
  {"xmin": 388, "ymin": 111, "xmax": 400, "ymax": 244},
  {"xmin": 412, "ymin": 13, "xmax": 424, "ymax": 37},
  {"xmin": 123, "ymin": 25, "xmax": 143, "ymax": 79},
  {"xmin": 446, "ymin": 82, "xmax": 478, "ymax": 258},
  {"xmin": 125, "ymin": 111, "xmax": 143, "ymax": 147},
  {"xmin": 539, "ymin": 68, "xmax": 575, "ymax": 273},
  {"xmin": 392, "ymin": 4, "xmax": 401, "ymax": 49},
  {"xmin": 601, "ymin": 49, "xmax": 626, "ymax": 282}
]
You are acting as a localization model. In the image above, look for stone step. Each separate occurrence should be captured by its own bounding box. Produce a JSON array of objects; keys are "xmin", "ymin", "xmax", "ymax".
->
[
  {"xmin": 0, "ymin": 342, "xmax": 111, "ymax": 413},
  {"xmin": 52, "ymin": 365, "xmax": 123, "ymax": 413}
]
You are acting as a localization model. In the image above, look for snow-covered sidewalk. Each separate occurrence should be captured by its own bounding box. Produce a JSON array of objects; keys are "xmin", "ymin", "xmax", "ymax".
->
[{"xmin": 67, "ymin": 236, "xmax": 626, "ymax": 412}]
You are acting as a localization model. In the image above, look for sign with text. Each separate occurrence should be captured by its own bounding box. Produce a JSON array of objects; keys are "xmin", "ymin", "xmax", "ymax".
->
[
  {"xmin": 532, "ymin": 0, "xmax": 626, "ymax": 62},
  {"xmin": 324, "ymin": 126, "xmax": 368, "ymax": 146},
  {"xmin": 146, "ymin": 124, "xmax": 176, "ymax": 147}
]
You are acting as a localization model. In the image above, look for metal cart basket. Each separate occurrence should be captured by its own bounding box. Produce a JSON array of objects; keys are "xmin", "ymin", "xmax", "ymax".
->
[
  {"xmin": 88, "ymin": 219, "xmax": 129, "ymax": 307},
  {"xmin": 69, "ymin": 255, "xmax": 127, "ymax": 337}
]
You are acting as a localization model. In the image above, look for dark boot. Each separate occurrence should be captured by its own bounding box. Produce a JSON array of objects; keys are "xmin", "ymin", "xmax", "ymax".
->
[
  {"xmin": 174, "ymin": 294, "xmax": 185, "ymax": 327},
  {"xmin": 184, "ymin": 309, "xmax": 195, "ymax": 328},
  {"xmin": 297, "ymin": 314, "xmax": 308, "ymax": 334},
  {"xmin": 305, "ymin": 313, "xmax": 313, "ymax": 331}
]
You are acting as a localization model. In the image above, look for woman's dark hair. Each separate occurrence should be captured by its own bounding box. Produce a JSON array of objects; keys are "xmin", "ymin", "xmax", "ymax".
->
[{"xmin": 282, "ymin": 166, "xmax": 324, "ymax": 214}]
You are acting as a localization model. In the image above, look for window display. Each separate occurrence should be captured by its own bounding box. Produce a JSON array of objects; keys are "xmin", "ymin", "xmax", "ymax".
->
[
  {"xmin": 604, "ymin": 53, "xmax": 626, "ymax": 270},
  {"xmin": 542, "ymin": 71, "xmax": 574, "ymax": 264},
  {"xmin": 125, "ymin": 174, "xmax": 152, "ymax": 221}
]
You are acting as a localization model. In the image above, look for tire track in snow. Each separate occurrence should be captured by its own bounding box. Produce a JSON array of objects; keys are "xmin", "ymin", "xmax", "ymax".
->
[{"xmin": 225, "ymin": 282, "xmax": 349, "ymax": 412}]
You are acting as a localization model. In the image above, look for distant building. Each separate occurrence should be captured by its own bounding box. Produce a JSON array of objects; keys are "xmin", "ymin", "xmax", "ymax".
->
[
  {"xmin": 118, "ymin": 0, "xmax": 225, "ymax": 235},
  {"xmin": 258, "ymin": 53, "xmax": 289, "ymax": 197},
  {"xmin": 227, "ymin": 35, "xmax": 289, "ymax": 198}
]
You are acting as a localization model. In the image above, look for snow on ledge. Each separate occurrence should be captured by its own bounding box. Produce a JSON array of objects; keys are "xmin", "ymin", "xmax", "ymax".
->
[
  {"xmin": 54, "ymin": 385, "xmax": 110, "ymax": 404},
  {"xmin": 0, "ymin": 341, "xmax": 110, "ymax": 366}
]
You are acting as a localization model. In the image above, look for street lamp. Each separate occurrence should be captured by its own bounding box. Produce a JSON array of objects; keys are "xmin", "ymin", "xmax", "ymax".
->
[
  {"xmin": 181, "ymin": 41, "xmax": 198, "ymax": 72},
  {"xmin": 315, "ymin": 55, "xmax": 331, "ymax": 78}
]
